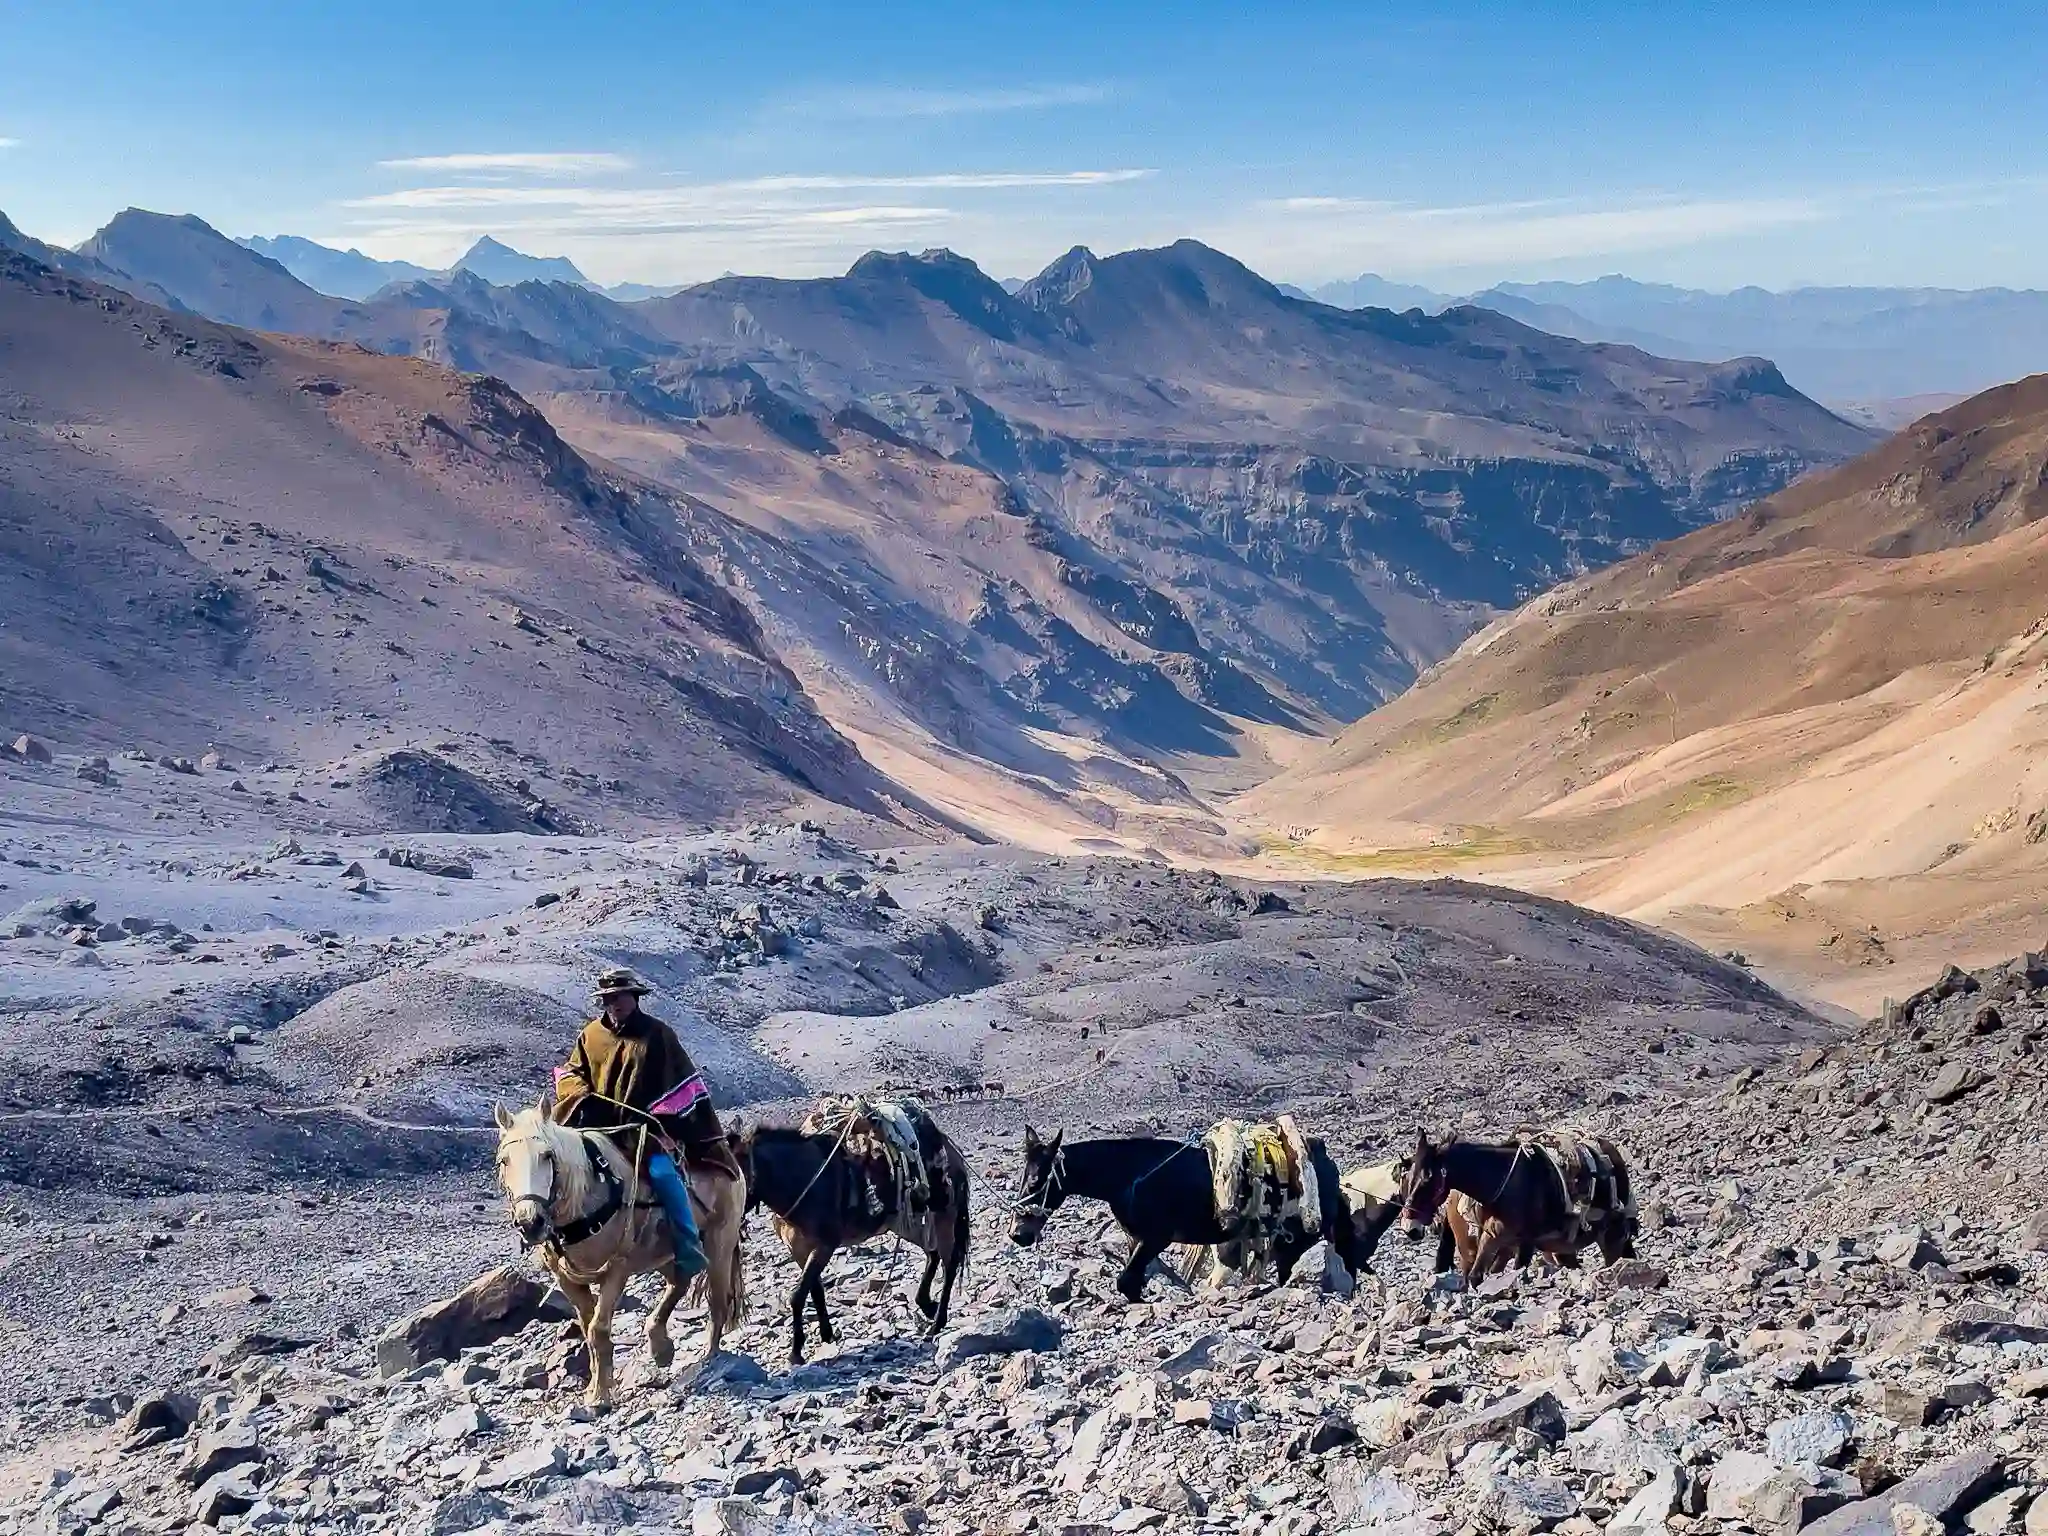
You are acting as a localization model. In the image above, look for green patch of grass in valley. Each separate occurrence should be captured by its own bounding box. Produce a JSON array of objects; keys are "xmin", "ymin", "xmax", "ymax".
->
[{"xmin": 1260, "ymin": 826, "xmax": 1541, "ymax": 874}]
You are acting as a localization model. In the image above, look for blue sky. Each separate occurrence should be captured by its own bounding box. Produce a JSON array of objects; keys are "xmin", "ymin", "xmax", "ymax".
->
[{"xmin": 4, "ymin": 0, "xmax": 2046, "ymax": 290}]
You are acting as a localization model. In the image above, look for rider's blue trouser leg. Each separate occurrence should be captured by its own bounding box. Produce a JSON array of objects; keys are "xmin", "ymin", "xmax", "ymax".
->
[{"xmin": 646, "ymin": 1153, "xmax": 707, "ymax": 1275}]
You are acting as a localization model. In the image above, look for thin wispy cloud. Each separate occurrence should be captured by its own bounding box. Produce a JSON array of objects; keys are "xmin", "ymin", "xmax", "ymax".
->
[
  {"xmin": 778, "ymin": 83, "xmax": 1112, "ymax": 120},
  {"xmin": 375, "ymin": 152, "xmax": 632, "ymax": 175},
  {"xmin": 1221, "ymin": 191, "xmax": 1833, "ymax": 276},
  {"xmin": 332, "ymin": 159, "xmax": 1149, "ymax": 279},
  {"xmin": 349, "ymin": 168, "xmax": 1152, "ymax": 213},
  {"xmin": 721, "ymin": 170, "xmax": 1151, "ymax": 192},
  {"xmin": 0, "ymin": 138, "xmax": 20, "ymax": 151}
]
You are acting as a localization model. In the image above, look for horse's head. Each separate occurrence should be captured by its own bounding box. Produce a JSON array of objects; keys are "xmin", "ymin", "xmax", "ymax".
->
[
  {"xmin": 1010, "ymin": 1125, "xmax": 1065, "ymax": 1246},
  {"xmin": 494, "ymin": 1102, "xmax": 566, "ymax": 1246},
  {"xmin": 1398, "ymin": 1128, "xmax": 1452, "ymax": 1239}
]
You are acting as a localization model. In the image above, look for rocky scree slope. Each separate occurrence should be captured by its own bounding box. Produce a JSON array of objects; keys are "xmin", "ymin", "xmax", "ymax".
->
[{"xmin": 5, "ymin": 948, "xmax": 2048, "ymax": 1536}]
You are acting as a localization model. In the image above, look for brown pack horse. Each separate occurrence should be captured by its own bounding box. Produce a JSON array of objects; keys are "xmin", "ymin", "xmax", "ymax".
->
[
  {"xmin": 494, "ymin": 1105, "xmax": 746, "ymax": 1408},
  {"xmin": 734, "ymin": 1108, "xmax": 971, "ymax": 1365},
  {"xmin": 1398, "ymin": 1128, "xmax": 1637, "ymax": 1279}
]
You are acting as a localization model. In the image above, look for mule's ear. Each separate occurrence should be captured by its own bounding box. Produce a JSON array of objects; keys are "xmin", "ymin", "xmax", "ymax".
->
[
  {"xmin": 493, "ymin": 1103, "xmax": 515, "ymax": 1131},
  {"xmin": 1023, "ymin": 1124, "xmax": 1039, "ymax": 1149},
  {"xmin": 1046, "ymin": 1128, "xmax": 1064, "ymax": 1155}
]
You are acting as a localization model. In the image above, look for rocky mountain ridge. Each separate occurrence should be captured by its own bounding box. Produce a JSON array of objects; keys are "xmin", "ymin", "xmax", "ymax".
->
[{"xmin": 0, "ymin": 207, "xmax": 1876, "ymax": 848}]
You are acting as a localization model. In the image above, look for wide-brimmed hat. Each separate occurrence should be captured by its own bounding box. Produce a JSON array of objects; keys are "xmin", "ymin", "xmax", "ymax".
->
[{"xmin": 592, "ymin": 966, "xmax": 651, "ymax": 1001}]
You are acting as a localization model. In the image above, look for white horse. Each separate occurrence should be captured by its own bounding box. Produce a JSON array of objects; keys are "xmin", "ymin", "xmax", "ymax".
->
[{"xmin": 493, "ymin": 1104, "xmax": 746, "ymax": 1408}]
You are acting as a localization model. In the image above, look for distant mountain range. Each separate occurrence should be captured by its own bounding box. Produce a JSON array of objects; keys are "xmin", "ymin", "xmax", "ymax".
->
[
  {"xmin": 237, "ymin": 231, "xmax": 688, "ymax": 303},
  {"xmin": 0, "ymin": 204, "xmax": 1876, "ymax": 851},
  {"xmin": 1302, "ymin": 271, "xmax": 2048, "ymax": 407}
]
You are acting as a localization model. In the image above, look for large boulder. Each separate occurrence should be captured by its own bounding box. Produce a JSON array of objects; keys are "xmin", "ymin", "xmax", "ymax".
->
[
  {"xmin": 376, "ymin": 1266, "xmax": 565, "ymax": 1377},
  {"xmin": 1803, "ymin": 1451, "xmax": 2004, "ymax": 1536}
]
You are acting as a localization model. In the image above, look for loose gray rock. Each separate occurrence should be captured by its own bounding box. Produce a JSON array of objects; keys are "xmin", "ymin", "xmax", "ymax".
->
[
  {"xmin": 180, "ymin": 1418, "xmax": 259, "ymax": 1487},
  {"xmin": 475, "ymin": 1442, "xmax": 567, "ymax": 1491},
  {"xmin": 189, "ymin": 1465, "xmax": 263, "ymax": 1526},
  {"xmin": 1766, "ymin": 1407, "xmax": 1854, "ymax": 1468},
  {"xmin": 934, "ymin": 1306, "xmax": 1063, "ymax": 1366},
  {"xmin": 1803, "ymin": 1451, "xmax": 2005, "ymax": 1536}
]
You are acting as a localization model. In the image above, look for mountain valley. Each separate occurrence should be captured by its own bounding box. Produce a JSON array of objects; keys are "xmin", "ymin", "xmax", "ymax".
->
[
  {"xmin": 1247, "ymin": 375, "xmax": 2048, "ymax": 1009},
  {"xmin": 0, "ymin": 207, "xmax": 1876, "ymax": 851}
]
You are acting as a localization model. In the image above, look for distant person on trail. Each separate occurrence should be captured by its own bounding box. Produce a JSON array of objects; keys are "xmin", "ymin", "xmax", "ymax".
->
[{"xmin": 551, "ymin": 967, "xmax": 732, "ymax": 1280}]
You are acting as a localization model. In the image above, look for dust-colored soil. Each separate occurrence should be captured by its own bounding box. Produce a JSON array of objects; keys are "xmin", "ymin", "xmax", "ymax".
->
[{"xmin": 1243, "ymin": 376, "xmax": 2048, "ymax": 1011}]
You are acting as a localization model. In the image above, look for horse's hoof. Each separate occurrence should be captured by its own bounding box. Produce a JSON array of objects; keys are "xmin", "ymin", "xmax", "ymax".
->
[{"xmin": 648, "ymin": 1339, "xmax": 675, "ymax": 1370}]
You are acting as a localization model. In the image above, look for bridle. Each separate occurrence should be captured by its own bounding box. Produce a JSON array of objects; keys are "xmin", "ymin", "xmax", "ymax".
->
[
  {"xmin": 502, "ymin": 1128, "xmax": 625, "ymax": 1253},
  {"xmin": 1011, "ymin": 1143, "xmax": 1069, "ymax": 1221}
]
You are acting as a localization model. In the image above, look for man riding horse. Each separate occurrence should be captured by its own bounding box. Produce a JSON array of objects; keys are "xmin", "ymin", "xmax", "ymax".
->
[{"xmin": 551, "ymin": 967, "xmax": 735, "ymax": 1280}]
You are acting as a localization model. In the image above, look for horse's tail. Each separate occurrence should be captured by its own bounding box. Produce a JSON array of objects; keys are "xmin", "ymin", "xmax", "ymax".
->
[{"xmin": 724, "ymin": 1227, "xmax": 749, "ymax": 1324}]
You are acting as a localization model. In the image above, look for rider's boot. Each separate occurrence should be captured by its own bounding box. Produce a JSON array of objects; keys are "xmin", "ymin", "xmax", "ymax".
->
[{"xmin": 646, "ymin": 1152, "xmax": 708, "ymax": 1278}]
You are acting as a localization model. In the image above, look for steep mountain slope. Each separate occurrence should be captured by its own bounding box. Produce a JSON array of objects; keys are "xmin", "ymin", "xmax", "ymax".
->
[
  {"xmin": 0, "ymin": 250, "xmax": 898, "ymax": 831},
  {"xmin": 19, "ymin": 208, "xmax": 1876, "ymax": 847},
  {"xmin": 1246, "ymin": 375, "xmax": 2048, "ymax": 1006},
  {"xmin": 631, "ymin": 241, "xmax": 1870, "ymax": 715},
  {"xmin": 75, "ymin": 210, "xmax": 369, "ymax": 335}
]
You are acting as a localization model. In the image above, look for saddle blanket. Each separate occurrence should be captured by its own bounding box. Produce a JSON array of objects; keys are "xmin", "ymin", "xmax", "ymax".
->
[
  {"xmin": 802, "ymin": 1094, "xmax": 934, "ymax": 1214},
  {"xmin": 1200, "ymin": 1114, "xmax": 1321, "ymax": 1278}
]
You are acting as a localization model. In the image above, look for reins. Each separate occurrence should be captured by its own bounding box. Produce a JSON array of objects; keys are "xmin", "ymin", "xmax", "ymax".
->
[
  {"xmin": 772, "ymin": 1110, "xmax": 864, "ymax": 1219},
  {"xmin": 1012, "ymin": 1135, "xmax": 1199, "ymax": 1218}
]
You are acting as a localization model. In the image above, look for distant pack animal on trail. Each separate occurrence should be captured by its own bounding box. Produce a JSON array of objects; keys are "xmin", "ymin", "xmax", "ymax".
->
[
  {"xmin": 493, "ymin": 1104, "xmax": 746, "ymax": 1409},
  {"xmin": 1010, "ymin": 1121, "xmax": 1356, "ymax": 1300},
  {"xmin": 733, "ymin": 1095, "xmax": 971, "ymax": 1365},
  {"xmin": 1397, "ymin": 1127, "xmax": 1637, "ymax": 1278}
]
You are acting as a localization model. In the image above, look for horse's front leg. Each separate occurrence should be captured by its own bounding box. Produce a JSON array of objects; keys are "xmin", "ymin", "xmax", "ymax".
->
[
  {"xmin": 586, "ymin": 1268, "xmax": 631, "ymax": 1410},
  {"xmin": 550, "ymin": 1268, "xmax": 599, "ymax": 1387},
  {"xmin": 645, "ymin": 1263, "xmax": 683, "ymax": 1371},
  {"xmin": 701, "ymin": 1199, "xmax": 735, "ymax": 1360},
  {"xmin": 1470, "ymin": 1224, "xmax": 1510, "ymax": 1282},
  {"xmin": 914, "ymin": 1250, "xmax": 940, "ymax": 1320},
  {"xmin": 789, "ymin": 1247, "xmax": 830, "ymax": 1365},
  {"xmin": 1117, "ymin": 1236, "xmax": 1167, "ymax": 1302}
]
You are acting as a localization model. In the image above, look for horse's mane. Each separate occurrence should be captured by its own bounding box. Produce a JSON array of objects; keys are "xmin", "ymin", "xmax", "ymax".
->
[{"xmin": 508, "ymin": 1105, "xmax": 599, "ymax": 1216}]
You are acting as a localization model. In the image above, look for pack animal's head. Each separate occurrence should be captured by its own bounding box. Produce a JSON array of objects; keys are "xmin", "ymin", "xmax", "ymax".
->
[
  {"xmin": 1398, "ymin": 1128, "xmax": 1452, "ymax": 1239},
  {"xmin": 1010, "ymin": 1125, "xmax": 1066, "ymax": 1246},
  {"xmin": 494, "ymin": 1102, "xmax": 560, "ymax": 1246}
]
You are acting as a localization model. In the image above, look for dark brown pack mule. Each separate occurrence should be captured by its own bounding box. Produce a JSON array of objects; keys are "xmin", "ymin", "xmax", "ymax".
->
[
  {"xmin": 1397, "ymin": 1126, "xmax": 1637, "ymax": 1279},
  {"xmin": 733, "ymin": 1099, "xmax": 971, "ymax": 1365}
]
